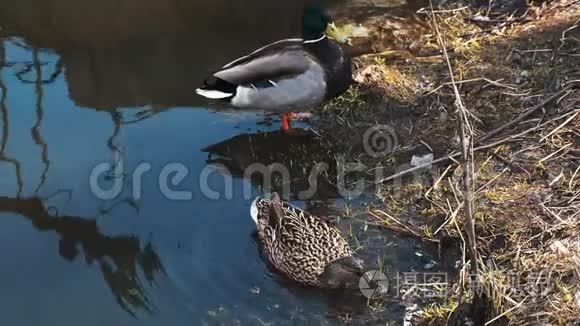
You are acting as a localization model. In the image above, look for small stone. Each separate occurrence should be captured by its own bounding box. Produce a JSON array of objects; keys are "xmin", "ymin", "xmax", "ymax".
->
[
  {"xmin": 250, "ymin": 286, "xmax": 260, "ymax": 295},
  {"xmin": 470, "ymin": 14, "xmax": 490, "ymax": 22},
  {"xmin": 520, "ymin": 70, "xmax": 530, "ymax": 77},
  {"xmin": 550, "ymin": 240, "xmax": 570, "ymax": 256},
  {"xmin": 411, "ymin": 153, "xmax": 434, "ymax": 169},
  {"xmin": 424, "ymin": 261, "xmax": 436, "ymax": 270}
]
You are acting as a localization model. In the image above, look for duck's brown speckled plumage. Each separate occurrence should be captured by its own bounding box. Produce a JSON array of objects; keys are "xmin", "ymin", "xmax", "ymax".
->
[{"xmin": 251, "ymin": 193, "xmax": 361, "ymax": 287}]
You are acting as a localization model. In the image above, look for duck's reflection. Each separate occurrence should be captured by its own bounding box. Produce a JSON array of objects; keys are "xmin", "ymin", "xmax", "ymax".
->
[
  {"xmin": 202, "ymin": 129, "xmax": 340, "ymax": 200},
  {"xmin": 0, "ymin": 195, "xmax": 164, "ymax": 316}
]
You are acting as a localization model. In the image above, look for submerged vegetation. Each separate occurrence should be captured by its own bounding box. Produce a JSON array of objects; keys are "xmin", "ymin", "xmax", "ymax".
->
[{"xmin": 317, "ymin": 0, "xmax": 580, "ymax": 324}]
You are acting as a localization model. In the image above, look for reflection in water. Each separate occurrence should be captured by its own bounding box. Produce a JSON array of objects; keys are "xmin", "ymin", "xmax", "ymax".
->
[
  {"xmin": 0, "ymin": 44, "xmax": 23, "ymax": 197},
  {"xmin": 14, "ymin": 48, "xmax": 62, "ymax": 84},
  {"xmin": 0, "ymin": 38, "xmax": 162, "ymax": 319},
  {"xmin": 106, "ymin": 110, "xmax": 123, "ymax": 176},
  {"xmin": 0, "ymin": 194, "xmax": 164, "ymax": 317},
  {"xmin": 202, "ymin": 129, "xmax": 339, "ymax": 199}
]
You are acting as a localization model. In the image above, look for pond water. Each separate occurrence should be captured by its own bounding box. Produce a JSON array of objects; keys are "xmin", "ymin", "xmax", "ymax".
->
[{"xmin": 0, "ymin": 1, "xmax": 439, "ymax": 325}]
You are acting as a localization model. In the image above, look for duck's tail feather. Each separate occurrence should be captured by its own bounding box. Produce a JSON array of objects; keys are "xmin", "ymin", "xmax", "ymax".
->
[
  {"xmin": 195, "ymin": 76, "xmax": 237, "ymax": 100},
  {"xmin": 195, "ymin": 88, "xmax": 233, "ymax": 99},
  {"xmin": 250, "ymin": 197, "xmax": 260, "ymax": 226}
]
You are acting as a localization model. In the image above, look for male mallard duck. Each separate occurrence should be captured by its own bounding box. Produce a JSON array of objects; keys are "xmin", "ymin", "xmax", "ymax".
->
[
  {"xmin": 250, "ymin": 193, "xmax": 365, "ymax": 288},
  {"xmin": 195, "ymin": 5, "xmax": 352, "ymax": 131}
]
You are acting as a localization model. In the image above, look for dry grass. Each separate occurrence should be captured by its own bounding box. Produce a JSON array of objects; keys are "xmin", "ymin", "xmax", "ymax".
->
[
  {"xmin": 320, "ymin": 0, "xmax": 580, "ymax": 324},
  {"xmin": 353, "ymin": 59, "xmax": 421, "ymax": 103}
]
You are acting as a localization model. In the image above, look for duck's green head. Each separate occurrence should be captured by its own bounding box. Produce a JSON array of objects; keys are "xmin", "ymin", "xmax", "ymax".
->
[{"xmin": 302, "ymin": 4, "xmax": 333, "ymax": 40}]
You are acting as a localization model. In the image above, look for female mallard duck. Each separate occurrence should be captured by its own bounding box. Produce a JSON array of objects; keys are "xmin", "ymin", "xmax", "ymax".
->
[
  {"xmin": 195, "ymin": 5, "xmax": 352, "ymax": 130},
  {"xmin": 250, "ymin": 193, "xmax": 365, "ymax": 288}
]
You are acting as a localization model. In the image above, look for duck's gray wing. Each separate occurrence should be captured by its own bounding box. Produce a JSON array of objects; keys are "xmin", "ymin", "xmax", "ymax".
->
[
  {"xmin": 222, "ymin": 38, "xmax": 303, "ymax": 69},
  {"xmin": 214, "ymin": 39, "xmax": 314, "ymax": 86}
]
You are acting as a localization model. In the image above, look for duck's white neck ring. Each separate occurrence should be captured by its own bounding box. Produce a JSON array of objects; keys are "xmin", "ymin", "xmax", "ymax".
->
[{"xmin": 303, "ymin": 34, "xmax": 326, "ymax": 44}]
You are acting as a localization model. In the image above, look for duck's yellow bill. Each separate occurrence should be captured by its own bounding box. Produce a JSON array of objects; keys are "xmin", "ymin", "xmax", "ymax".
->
[
  {"xmin": 326, "ymin": 23, "xmax": 369, "ymax": 45},
  {"xmin": 325, "ymin": 22, "xmax": 350, "ymax": 44}
]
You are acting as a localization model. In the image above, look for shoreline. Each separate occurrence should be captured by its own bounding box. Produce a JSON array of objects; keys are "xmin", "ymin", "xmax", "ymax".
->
[{"xmin": 322, "ymin": 0, "xmax": 580, "ymax": 324}]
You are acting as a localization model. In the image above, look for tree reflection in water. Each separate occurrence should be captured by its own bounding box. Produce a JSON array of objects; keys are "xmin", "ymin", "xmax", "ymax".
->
[
  {"xmin": 0, "ymin": 194, "xmax": 165, "ymax": 317},
  {"xmin": 0, "ymin": 39, "xmax": 164, "ymax": 317}
]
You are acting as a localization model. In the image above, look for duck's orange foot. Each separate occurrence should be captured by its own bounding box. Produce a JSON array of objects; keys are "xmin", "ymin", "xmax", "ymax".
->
[
  {"xmin": 281, "ymin": 112, "xmax": 314, "ymax": 131},
  {"xmin": 281, "ymin": 112, "xmax": 291, "ymax": 131}
]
